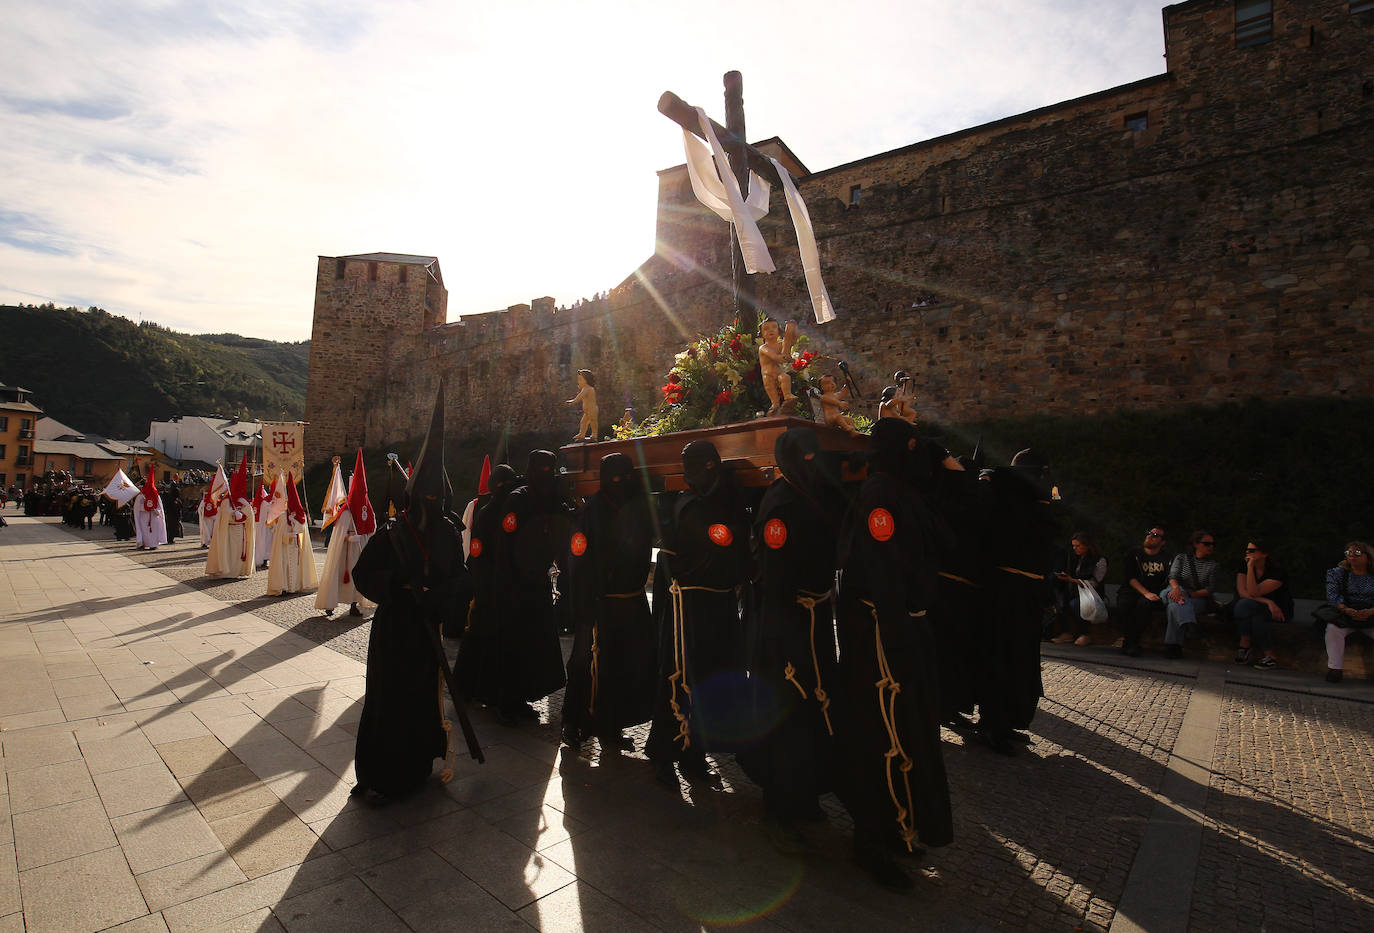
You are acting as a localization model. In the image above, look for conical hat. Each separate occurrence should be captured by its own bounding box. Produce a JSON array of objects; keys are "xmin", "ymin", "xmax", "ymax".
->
[
  {"xmin": 405, "ymin": 382, "xmax": 451, "ymax": 513},
  {"xmin": 139, "ymin": 465, "xmax": 159, "ymax": 511},
  {"xmin": 346, "ymin": 449, "xmax": 376, "ymax": 534},
  {"xmin": 285, "ymin": 472, "xmax": 307, "ymax": 526},
  {"xmin": 229, "ymin": 454, "xmax": 249, "ymax": 504}
]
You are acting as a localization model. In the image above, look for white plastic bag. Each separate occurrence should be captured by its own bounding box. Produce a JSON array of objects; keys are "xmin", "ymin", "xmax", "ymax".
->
[{"xmin": 1078, "ymin": 581, "xmax": 1109, "ymax": 623}]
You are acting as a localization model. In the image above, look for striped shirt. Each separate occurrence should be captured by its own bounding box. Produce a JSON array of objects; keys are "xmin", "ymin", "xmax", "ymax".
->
[{"xmin": 1168, "ymin": 553, "xmax": 1223, "ymax": 593}]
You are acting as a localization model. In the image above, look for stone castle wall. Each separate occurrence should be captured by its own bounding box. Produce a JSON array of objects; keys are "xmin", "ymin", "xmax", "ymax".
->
[{"xmin": 306, "ymin": 0, "xmax": 1374, "ymax": 465}]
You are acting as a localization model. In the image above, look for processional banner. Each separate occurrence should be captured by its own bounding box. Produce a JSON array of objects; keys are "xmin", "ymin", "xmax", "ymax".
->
[{"xmin": 262, "ymin": 422, "xmax": 305, "ymax": 481}]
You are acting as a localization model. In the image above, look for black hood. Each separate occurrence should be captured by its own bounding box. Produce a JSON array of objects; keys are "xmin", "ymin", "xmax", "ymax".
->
[
  {"xmin": 681, "ymin": 440, "xmax": 722, "ymax": 497},
  {"xmin": 405, "ymin": 382, "xmax": 452, "ymax": 530},
  {"xmin": 525, "ymin": 449, "xmax": 559, "ymax": 505},
  {"xmin": 867, "ymin": 417, "xmax": 918, "ymax": 479},
  {"xmin": 776, "ymin": 426, "xmax": 824, "ymax": 500},
  {"xmin": 599, "ymin": 452, "xmax": 639, "ymax": 509}
]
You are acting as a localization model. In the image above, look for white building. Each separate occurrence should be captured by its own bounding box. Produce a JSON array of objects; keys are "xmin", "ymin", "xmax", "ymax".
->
[{"xmin": 147, "ymin": 416, "xmax": 262, "ymax": 469}]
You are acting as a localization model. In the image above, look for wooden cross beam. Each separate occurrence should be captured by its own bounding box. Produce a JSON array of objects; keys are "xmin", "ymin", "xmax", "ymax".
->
[{"xmin": 658, "ymin": 71, "xmax": 784, "ymax": 324}]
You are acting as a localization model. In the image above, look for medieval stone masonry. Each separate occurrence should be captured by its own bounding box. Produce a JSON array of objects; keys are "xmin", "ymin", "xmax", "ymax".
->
[{"xmin": 306, "ymin": 0, "xmax": 1373, "ymax": 465}]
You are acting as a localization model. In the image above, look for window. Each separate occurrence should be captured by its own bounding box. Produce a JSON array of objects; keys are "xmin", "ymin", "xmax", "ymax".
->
[
  {"xmin": 399, "ymin": 265, "xmax": 408, "ymax": 285},
  {"xmin": 16, "ymin": 473, "xmax": 25, "ymax": 487},
  {"xmin": 368, "ymin": 262, "xmax": 378, "ymax": 282},
  {"xmin": 335, "ymin": 259, "xmax": 346, "ymax": 280},
  {"xmin": 0, "ymin": 445, "xmax": 6, "ymax": 459},
  {"xmin": 1236, "ymin": 1, "xmax": 1273, "ymax": 47},
  {"xmin": 0, "ymin": 416, "xmax": 7, "ymax": 431},
  {"xmin": 848, "ymin": 185, "xmax": 862, "ymax": 206},
  {"xmin": 20, "ymin": 418, "xmax": 30, "ymax": 431},
  {"xmin": 0, "ymin": 474, "xmax": 6, "ymax": 486},
  {"xmin": 1124, "ymin": 112, "xmax": 1149, "ymax": 132},
  {"xmin": 85, "ymin": 460, "xmax": 95, "ymax": 476}
]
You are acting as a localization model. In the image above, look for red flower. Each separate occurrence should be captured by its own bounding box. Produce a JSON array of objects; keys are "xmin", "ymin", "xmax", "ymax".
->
[
  {"xmin": 714, "ymin": 390, "xmax": 732, "ymax": 406},
  {"xmin": 792, "ymin": 357, "xmax": 809, "ymax": 371},
  {"xmin": 668, "ymin": 372, "xmax": 680, "ymax": 384},
  {"xmin": 729, "ymin": 336, "xmax": 743, "ymax": 357},
  {"xmin": 687, "ymin": 347, "xmax": 697, "ymax": 358}
]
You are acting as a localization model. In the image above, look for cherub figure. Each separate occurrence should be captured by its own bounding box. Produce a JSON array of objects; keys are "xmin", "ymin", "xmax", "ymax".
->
[
  {"xmin": 566, "ymin": 369, "xmax": 599, "ymax": 441},
  {"xmin": 816, "ymin": 373, "xmax": 861, "ymax": 437},
  {"xmin": 758, "ymin": 319, "xmax": 799, "ymax": 415},
  {"xmin": 892, "ymin": 371, "xmax": 918, "ymax": 423}
]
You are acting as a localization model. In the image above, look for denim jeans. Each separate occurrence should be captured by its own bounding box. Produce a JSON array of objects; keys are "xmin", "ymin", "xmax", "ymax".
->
[
  {"xmin": 1233, "ymin": 597, "xmax": 1281, "ymax": 653},
  {"xmin": 1160, "ymin": 588, "xmax": 1208, "ymax": 645}
]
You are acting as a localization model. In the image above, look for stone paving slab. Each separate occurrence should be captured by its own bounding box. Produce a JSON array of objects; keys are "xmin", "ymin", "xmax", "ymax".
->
[{"xmin": 2, "ymin": 515, "xmax": 1373, "ymax": 931}]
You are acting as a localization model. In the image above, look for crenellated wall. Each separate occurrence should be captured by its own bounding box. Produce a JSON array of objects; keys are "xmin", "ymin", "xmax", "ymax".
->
[{"xmin": 306, "ymin": 0, "xmax": 1374, "ymax": 465}]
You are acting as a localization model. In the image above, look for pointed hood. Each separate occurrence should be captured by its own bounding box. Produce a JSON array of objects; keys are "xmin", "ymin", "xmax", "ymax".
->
[
  {"xmin": 476, "ymin": 455, "xmax": 492, "ymax": 496},
  {"xmin": 320, "ymin": 458, "xmax": 348, "ymax": 529},
  {"xmin": 229, "ymin": 454, "xmax": 250, "ymax": 505},
  {"xmin": 346, "ymin": 448, "xmax": 376, "ymax": 534},
  {"xmin": 209, "ymin": 462, "xmax": 230, "ymax": 503},
  {"xmin": 285, "ymin": 472, "xmax": 307, "ymax": 526},
  {"xmin": 264, "ymin": 472, "xmax": 287, "ymax": 526},
  {"xmin": 405, "ymin": 382, "xmax": 451, "ymax": 526},
  {"xmin": 139, "ymin": 468, "xmax": 159, "ymax": 511}
]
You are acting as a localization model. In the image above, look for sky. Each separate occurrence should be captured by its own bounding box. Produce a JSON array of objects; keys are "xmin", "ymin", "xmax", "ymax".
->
[{"xmin": 0, "ymin": 0, "xmax": 1169, "ymax": 342}]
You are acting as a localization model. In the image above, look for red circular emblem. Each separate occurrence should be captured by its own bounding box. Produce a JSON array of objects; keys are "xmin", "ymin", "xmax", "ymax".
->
[
  {"xmin": 763, "ymin": 518, "xmax": 787, "ymax": 549},
  {"xmin": 867, "ymin": 508, "xmax": 895, "ymax": 542},
  {"xmin": 502, "ymin": 512, "xmax": 518, "ymax": 533},
  {"xmin": 469, "ymin": 538, "xmax": 483, "ymax": 558},
  {"xmin": 708, "ymin": 523, "xmax": 733, "ymax": 547},
  {"xmin": 570, "ymin": 532, "xmax": 588, "ymax": 556}
]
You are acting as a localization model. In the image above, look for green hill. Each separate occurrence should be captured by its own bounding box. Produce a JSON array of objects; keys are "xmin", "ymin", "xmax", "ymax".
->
[{"xmin": 0, "ymin": 304, "xmax": 309, "ymax": 438}]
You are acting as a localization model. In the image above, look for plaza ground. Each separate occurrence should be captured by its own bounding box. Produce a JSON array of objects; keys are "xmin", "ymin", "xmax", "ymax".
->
[{"xmin": 1, "ymin": 515, "xmax": 1371, "ymax": 932}]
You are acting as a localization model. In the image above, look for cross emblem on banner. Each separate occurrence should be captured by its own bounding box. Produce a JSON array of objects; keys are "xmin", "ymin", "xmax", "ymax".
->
[{"xmin": 271, "ymin": 432, "xmax": 297, "ymax": 454}]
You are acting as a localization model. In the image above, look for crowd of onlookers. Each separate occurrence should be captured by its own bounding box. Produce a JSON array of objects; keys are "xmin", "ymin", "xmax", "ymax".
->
[{"xmin": 1046, "ymin": 527, "xmax": 1372, "ymax": 683}]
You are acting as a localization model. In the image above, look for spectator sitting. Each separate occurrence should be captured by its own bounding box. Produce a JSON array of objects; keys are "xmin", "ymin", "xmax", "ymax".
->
[
  {"xmin": 1162, "ymin": 530, "xmax": 1223, "ymax": 659},
  {"xmin": 1232, "ymin": 539, "xmax": 1294, "ymax": 670},
  {"xmin": 1322, "ymin": 541, "xmax": 1374, "ymax": 683},
  {"xmin": 1051, "ymin": 532, "xmax": 1107, "ymax": 646},
  {"xmin": 1116, "ymin": 526, "xmax": 1170, "ymax": 657}
]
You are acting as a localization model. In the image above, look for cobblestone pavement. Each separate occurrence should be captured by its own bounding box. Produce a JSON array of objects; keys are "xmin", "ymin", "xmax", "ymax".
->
[{"xmin": 11, "ymin": 517, "xmax": 1371, "ymax": 931}]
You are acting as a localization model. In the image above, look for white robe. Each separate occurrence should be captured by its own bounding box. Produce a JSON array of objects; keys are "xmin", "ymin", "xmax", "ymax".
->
[
  {"xmin": 314, "ymin": 511, "xmax": 374, "ymax": 612},
  {"xmin": 197, "ymin": 500, "xmax": 217, "ymax": 547},
  {"xmin": 254, "ymin": 508, "xmax": 273, "ymax": 567},
  {"xmin": 267, "ymin": 514, "xmax": 318, "ymax": 596},
  {"xmin": 133, "ymin": 494, "xmax": 167, "ymax": 548},
  {"xmin": 206, "ymin": 500, "xmax": 255, "ymax": 578}
]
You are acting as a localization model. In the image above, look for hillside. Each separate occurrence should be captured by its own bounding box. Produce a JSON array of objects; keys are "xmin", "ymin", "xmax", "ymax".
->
[{"xmin": 0, "ymin": 305, "xmax": 309, "ymax": 438}]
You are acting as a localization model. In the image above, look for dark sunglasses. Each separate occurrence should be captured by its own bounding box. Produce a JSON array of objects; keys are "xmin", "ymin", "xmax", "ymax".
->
[
  {"xmin": 1347, "ymin": 549, "xmax": 1365, "ymax": 557},
  {"xmin": 1146, "ymin": 530, "xmax": 1164, "ymax": 538},
  {"xmin": 1199, "ymin": 540, "xmax": 1216, "ymax": 546},
  {"xmin": 1245, "ymin": 547, "xmax": 1258, "ymax": 553}
]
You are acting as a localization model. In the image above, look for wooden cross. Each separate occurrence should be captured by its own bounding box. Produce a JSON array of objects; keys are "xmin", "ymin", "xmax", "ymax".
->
[{"xmin": 659, "ymin": 71, "xmax": 787, "ymax": 325}]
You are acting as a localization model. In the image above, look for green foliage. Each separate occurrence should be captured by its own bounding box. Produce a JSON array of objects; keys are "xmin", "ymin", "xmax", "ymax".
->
[
  {"xmin": 0, "ymin": 305, "xmax": 309, "ymax": 437},
  {"xmin": 934, "ymin": 398, "xmax": 1374, "ymax": 598}
]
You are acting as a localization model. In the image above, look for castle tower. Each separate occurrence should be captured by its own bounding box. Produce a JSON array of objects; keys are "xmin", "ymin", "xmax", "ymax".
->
[{"xmin": 305, "ymin": 253, "xmax": 447, "ymax": 465}]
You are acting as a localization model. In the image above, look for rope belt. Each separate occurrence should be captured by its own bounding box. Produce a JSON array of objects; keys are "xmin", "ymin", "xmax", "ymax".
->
[
  {"xmin": 861, "ymin": 598, "xmax": 923, "ymax": 852},
  {"xmin": 436, "ymin": 669, "xmax": 457, "ymax": 784},
  {"xmin": 666, "ymin": 579, "xmax": 734, "ymax": 751},
  {"xmin": 786, "ymin": 589, "xmax": 835, "ymax": 736},
  {"xmin": 938, "ymin": 571, "xmax": 980, "ymax": 588},
  {"xmin": 588, "ymin": 591, "xmax": 644, "ymax": 716},
  {"xmin": 997, "ymin": 565, "xmax": 1045, "ymax": 581}
]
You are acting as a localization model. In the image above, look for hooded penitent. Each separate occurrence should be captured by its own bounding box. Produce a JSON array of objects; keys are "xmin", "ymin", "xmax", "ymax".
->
[
  {"xmin": 285, "ymin": 473, "xmax": 307, "ymax": 526},
  {"xmin": 229, "ymin": 454, "xmax": 250, "ymax": 507},
  {"xmin": 139, "ymin": 469, "xmax": 159, "ymax": 512}
]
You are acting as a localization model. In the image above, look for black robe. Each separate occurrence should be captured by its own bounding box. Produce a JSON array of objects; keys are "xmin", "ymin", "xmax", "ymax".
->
[
  {"xmin": 562, "ymin": 489, "xmax": 657, "ymax": 740},
  {"xmin": 351, "ymin": 515, "xmax": 468, "ymax": 798},
  {"xmin": 487, "ymin": 486, "xmax": 570, "ymax": 709},
  {"xmin": 645, "ymin": 485, "xmax": 751, "ymax": 764},
  {"xmin": 737, "ymin": 475, "xmax": 842, "ymax": 820},
  {"xmin": 163, "ymin": 489, "xmax": 184, "ymax": 542},
  {"xmin": 835, "ymin": 469, "xmax": 953, "ymax": 852},
  {"xmin": 930, "ymin": 467, "xmax": 988, "ymax": 722},
  {"xmin": 976, "ymin": 469, "xmax": 1058, "ymax": 737},
  {"xmin": 454, "ymin": 490, "xmax": 509, "ymax": 703}
]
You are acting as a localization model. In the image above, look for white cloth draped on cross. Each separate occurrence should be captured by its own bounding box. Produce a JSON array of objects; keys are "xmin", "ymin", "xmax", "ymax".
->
[{"xmin": 681, "ymin": 107, "xmax": 836, "ymax": 324}]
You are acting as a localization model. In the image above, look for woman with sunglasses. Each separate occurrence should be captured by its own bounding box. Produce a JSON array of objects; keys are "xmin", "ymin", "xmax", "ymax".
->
[
  {"xmin": 1232, "ymin": 539, "xmax": 1293, "ymax": 670},
  {"xmin": 1323, "ymin": 542, "xmax": 1374, "ymax": 683},
  {"xmin": 1161, "ymin": 530, "xmax": 1223, "ymax": 659}
]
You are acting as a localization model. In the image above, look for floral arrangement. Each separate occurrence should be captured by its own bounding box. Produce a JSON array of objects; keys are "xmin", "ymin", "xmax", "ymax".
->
[{"xmin": 615, "ymin": 314, "xmax": 869, "ymax": 438}]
